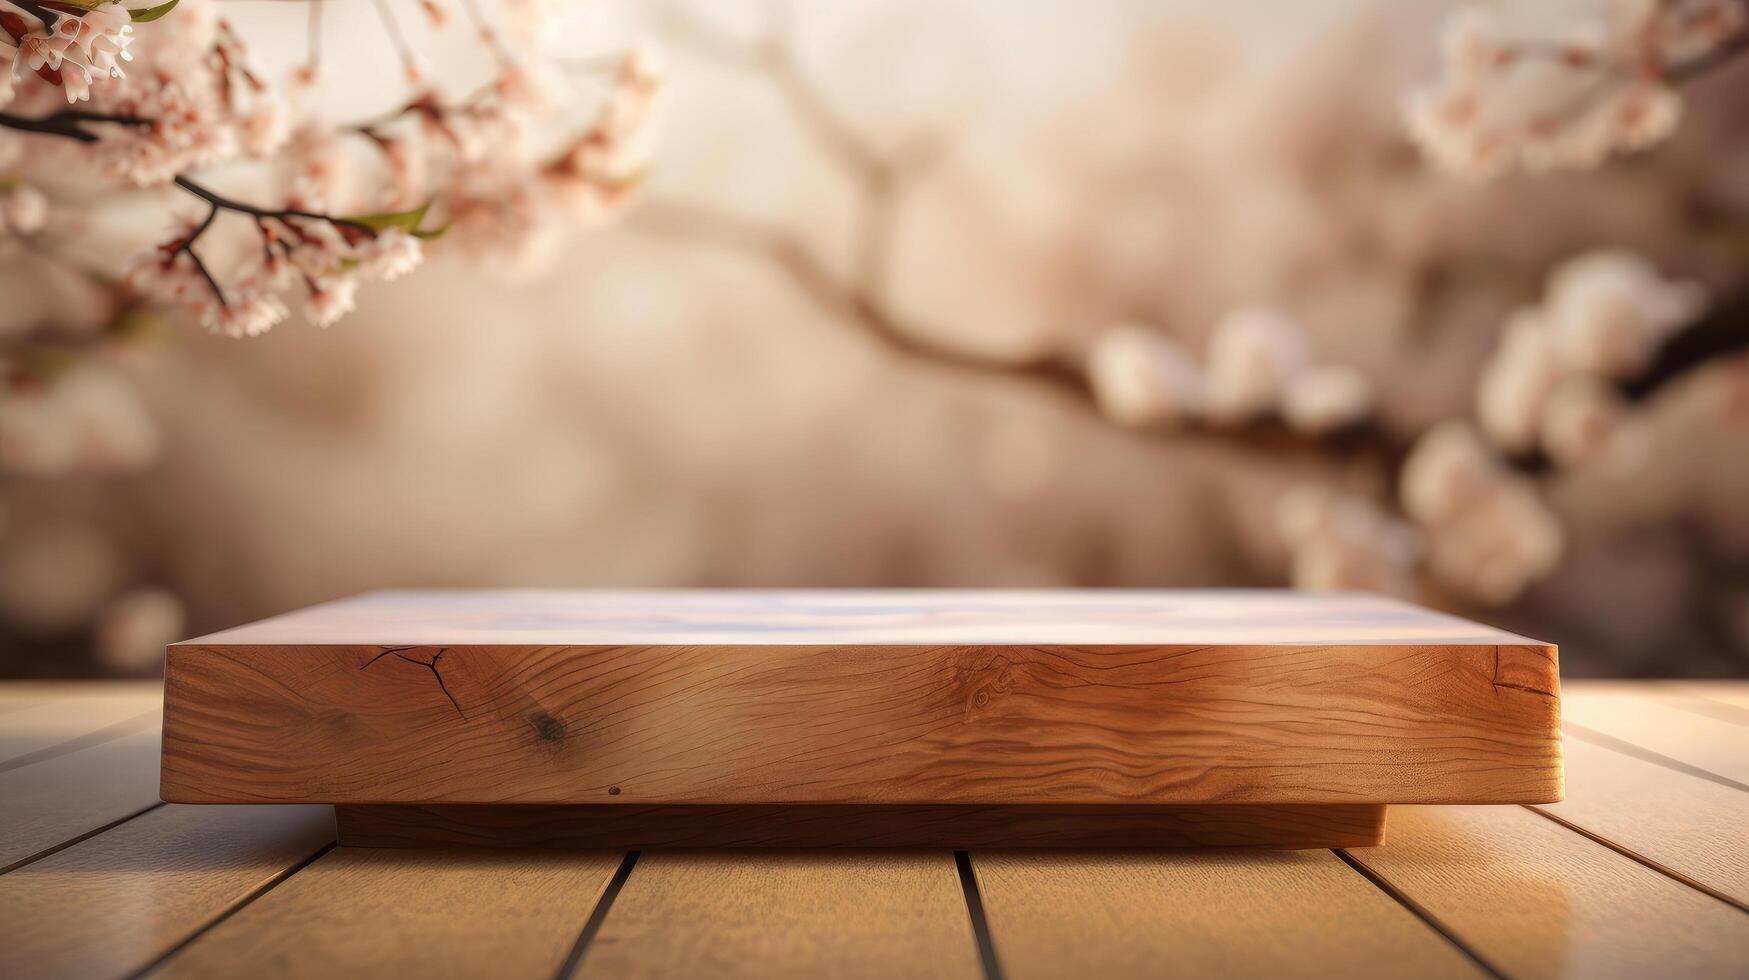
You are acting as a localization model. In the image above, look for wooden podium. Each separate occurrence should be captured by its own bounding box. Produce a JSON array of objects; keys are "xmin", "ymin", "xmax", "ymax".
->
[{"xmin": 159, "ymin": 590, "xmax": 1561, "ymax": 848}]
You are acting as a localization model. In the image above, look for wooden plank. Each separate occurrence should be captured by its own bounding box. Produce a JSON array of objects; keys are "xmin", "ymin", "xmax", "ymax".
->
[
  {"xmin": 0, "ymin": 680, "xmax": 160, "ymax": 704},
  {"xmin": 335, "ymin": 803, "xmax": 1385, "ymax": 849},
  {"xmin": 161, "ymin": 590, "xmax": 1561, "ymax": 806},
  {"xmin": 1347, "ymin": 805, "xmax": 1749, "ymax": 979},
  {"xmin": 0, "ymin": 805, "xmax": 333, "ymax": 980},
  {"xmin": 155, "ymin": 847, "xmax": 622, "ymax": 979},
  {"xmin": 0, "ymin": 727, "xmax": 162, "ymax": 871},
  {"xmin": 578, "ymin": 851, "xmax": 982, "ymax": 979},
  {"xmin": 0, "ymin": 696, "xmax": 160, "ymax": 770},
  {"xmin": 1538, "ymin": 736, "xmax": 1749, "ymax": 906},
  {"xmin": 971, "ymin": 849, "xmax": 1482, "ymax": 979},
  {"xmin": 1562, "ymin": 685, "xmax": 1749, "ymax": 785}
]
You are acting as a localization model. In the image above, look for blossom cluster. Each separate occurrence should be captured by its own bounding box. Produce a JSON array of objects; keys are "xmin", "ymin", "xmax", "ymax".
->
[
  {"xmin": 1406, "ymin": 1, "xmax": 1749, "ymax": 178},
  {"xmin": 1398, "ymin": 421, "xmax": 1564, "ymax": 605},
  {"xmin": 1476, "ymin": 250, "xmax": 1704, "ymax": 467},
  {"xmin": 129, "ymin": 222, "xmax": 422, "ymax": 337},
  {"xmin": 1275, "ymin": 485, "xmax": 1421, "ymax": 597},
  {"xmin": 1087, "ymin": 308, "xmax": 1373, "ymax": 435},
  {"xmin": 0, "ymin": 0, "xmax": 665, "ymax": 338},
  {"xmin": 0, "ymin": 1, "xmax": 135, "ymax": 106},
  {"xmin": 0, "ymin": 1, "xmax": 662, "ymax": 672}
]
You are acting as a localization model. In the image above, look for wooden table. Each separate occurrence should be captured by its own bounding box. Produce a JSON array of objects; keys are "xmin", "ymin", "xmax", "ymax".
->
[{"xmin": 2, "ymin": 680, "xmax": 1746, "ymax": 979}]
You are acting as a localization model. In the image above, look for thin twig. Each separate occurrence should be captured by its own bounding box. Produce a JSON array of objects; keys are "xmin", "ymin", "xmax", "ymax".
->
[
  {"xmin": 457, "ymin": 0, "xmax": 513, "ymax": 67},
  {"xmin": 174, "ymin": 204, "xmax": 228, "ymax": 307},
  {"xmin": 305, "ymin": 0, "xmax": 324, "ymax": 78},
  {"xmin": 371, "ymin": 0, "xmax": 421, "ymax": 82}
]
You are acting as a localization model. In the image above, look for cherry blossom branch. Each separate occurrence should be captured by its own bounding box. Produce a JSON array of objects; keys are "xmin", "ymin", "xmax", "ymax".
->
[
  {"xmin": 1496, "ymin": 1, "xmax": 1749, "ymax": 84},
  {"xmin": 633, "ymin": 194, "xmax": 1415, "ymax": 479},
  {"xmin": 1667, "ymin": 10, "xmax": 1749, "ymax": 80},
  {"xmin": 651, "ymin": 6, "xmax": 1748, "ymax": 459},
  {"xmin": 637, "ymin": 7, "xmax": 1456, "ymax": 472},
  {"xmin": 0, "ymin": 109, "xmax": 109, "ymax": 142},
  {"xmin": 170, "ymin": 203, "xmax": 226, "ymax": 305},
  {"xmin": 0, "ymin": 111, "xmax": 378, "ymax": 238},
  {"xmin": 643, "ymin": 3, "xmax": 1749, "ymax": 620},
  {"xmin": 169, "ymin": 174, "xmax": 377, "ymax": 236},
  {"xmin": 1410, "ymin": 2, "xmax": 1749, "ymax": 176},
  {"xmin": 634, "ymin": 197, "xmax": 1090, "ymax": 399}
]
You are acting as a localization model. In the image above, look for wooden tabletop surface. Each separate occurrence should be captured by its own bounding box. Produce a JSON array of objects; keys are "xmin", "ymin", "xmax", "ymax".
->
[{"xmin": 2, "ymin": 679, "xmax": 1746, "ymax": 979}]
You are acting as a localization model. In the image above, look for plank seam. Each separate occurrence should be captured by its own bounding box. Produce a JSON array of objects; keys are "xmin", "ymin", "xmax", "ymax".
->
[
  {"xmin": 128, "ymin": 840, "xmax": 337, "ymax": 979},
  {"xmin": 554, "ymin": 850, "xmax": 639, "ymax": 979},
  {"xmin": 1522, "ymin": 805, "xmax": 1749, "ymax": 915},
  {"xmin": 0, "ymin": 800, "xmax": 165, "ymax": 876},
  {"xmin": 955, "ymin": 851, "xmax": 1006, "ymax": 980},
  {"xmin": 1562, "ymin": 721, "xmax": 1749, "ymax": 794},
  {"xmin": 0, "ymin": 709, "xmax": 161, "ymax": 774},
  {"xmin": 1332, "ymin": 849, "xmax": 1508, "ymax": 980}
]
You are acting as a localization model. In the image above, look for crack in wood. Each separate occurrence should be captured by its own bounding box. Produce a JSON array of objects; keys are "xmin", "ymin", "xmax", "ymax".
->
[
  {"xmin": 1490, "ymin": 645, "xmax": 1557, "ymax": 699},
  {"xmin": 360, "ymin": 646, "xmax": 466, "ymax": 718}
]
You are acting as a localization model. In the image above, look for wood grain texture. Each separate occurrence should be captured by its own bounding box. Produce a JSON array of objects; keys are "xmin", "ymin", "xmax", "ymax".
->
[
  {"xmin": 971, "ymin": 849, "xmax": 1482, "ymax": 980},
  {"xmin": 1563, "ymin": 684, "xmax": 1749, "ymax": 784},
  {"xmin": 155, "ymin": 847, "xmax": 622, "ymax": 979},
  {"xmin": 335, "ymin": 803, "xmax": 1386, "ymax": 849},
  {"xmin": 576, "ymin": 850, "xmax": 982, "ymax": 979},
  {"xmin": 0, "ymin": 804, "xmax": 333, "ymax": 980},
  {"xmin": 1538, "ymin": 736, "xmax": 1749, "ymax": 905},
  {"xmin": 0, "ymin": 727, "xmax": 162, "ymax": 870},
  {"xmin": 1346, "ymin": 804, "xmax": 1749, "ymax": 979},
  {"xmin": 161, "ymin": 590, "xmax": 1561, "ymax": 806}
]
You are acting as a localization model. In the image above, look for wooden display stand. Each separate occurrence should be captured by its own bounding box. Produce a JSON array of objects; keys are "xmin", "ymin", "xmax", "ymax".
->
[{"xmin": 159, "ymin": 590, "xmax": 1562, "ymax": 848}]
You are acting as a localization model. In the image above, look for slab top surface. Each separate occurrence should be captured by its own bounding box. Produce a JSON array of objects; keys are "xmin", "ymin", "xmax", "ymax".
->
[{"xmin": 180, "ymin": 589, "xmax": 1543, "ymax": 647}]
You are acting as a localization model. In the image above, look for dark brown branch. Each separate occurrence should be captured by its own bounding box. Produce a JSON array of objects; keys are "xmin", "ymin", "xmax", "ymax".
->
[
  {"xmin": 0, "ymin": 111, "xmax": 377, "ymax": 238},
  {"xmin": 1621, "ymin": 285, "xmax": 1749, "ymax": 401},
  {"xmin": 173, "ymin": 203, "xmax": 228, "ymax": 307},
  {"xmin": 170, "ymin": 175, "xmax": 377, "ymax": 236},
  {"xmin": 0, "ymin": 110, "xmax": 101, "ymax": 142},
  {"xmin": 632, "ymin": 198, "xmax": 1088, "ymax": 399},
  {"xmin": 650, "ymin": 2, "xmax": 1749, "ymax": 490},
  {"xmin": 630, "ymin": 197, "xmax": 1409, "ymax": 472},
  {"xmin": 656, "ymin": 2, "xmax": 887, "ymax": 181},
  {"xmin": 1665, "ymin": 11, "xmax": 1749, "ymax": 83}
]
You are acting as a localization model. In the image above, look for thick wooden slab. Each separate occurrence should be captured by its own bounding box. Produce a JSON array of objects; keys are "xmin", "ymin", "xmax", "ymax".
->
[
  {"xmin": 334, "ymin": 803, "xmax": 1386, "ymax": 849},
  {"xmin": 161, "ymin": 590, "xmax": 1560, "ymax": 806}
]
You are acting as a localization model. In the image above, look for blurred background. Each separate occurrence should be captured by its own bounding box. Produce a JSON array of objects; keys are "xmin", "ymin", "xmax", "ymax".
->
[{"xmin": 2, "ymin": 0, "xmax": 1747, "ymax": 678}]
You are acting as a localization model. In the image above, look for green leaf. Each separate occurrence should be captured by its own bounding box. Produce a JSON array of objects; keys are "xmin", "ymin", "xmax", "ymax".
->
[
  {"xmin": 107, "ymin": 306, "xmax": 171, "ymax": 343},
  {"xmin": 343, "ymin": 201, "xmax": 433, "ymax": 234},
  {"xmin": 410, "ymin": 223, "xmax": 451, "ymax": 241},
  {"xmin": 17, "ymin": 345, "xmax": 81, "ymax": 383},
  {"xmin": 0, "ymin": 176, "xmax": 23, "ymax": 193},
  {"xmin": 128, "ymin": 0, "xmax": 180, "ymax": 23}
]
